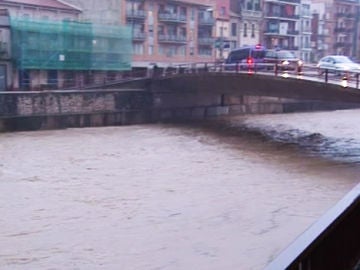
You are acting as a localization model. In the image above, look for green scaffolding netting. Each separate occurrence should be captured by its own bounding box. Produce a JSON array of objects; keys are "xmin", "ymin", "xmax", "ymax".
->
[{"xmin": 11, "ymin": 17, "xmax": 133, "ymax": 71}]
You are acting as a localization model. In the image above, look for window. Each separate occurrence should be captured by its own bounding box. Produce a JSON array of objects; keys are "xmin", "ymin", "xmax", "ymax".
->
[
  {"xmin": 180, "ymin": 7, "xmax": 186, "ymax": 17},
  {"xmin": 191, "ymin": 8, "xmax": 195, "ymax": 20},
  {"xmin": 148, "ymin": 45, "xmax": 154, "ymax": 55},
  {"xmin": 178, "ymin": 46, "xmax": 186, "ymax": 56},
  {"xmin": 247, "ymin": 1, "xmax": 253, "ymax": 10},
  {"xmin": 220, "ymin": 6, "xmax": 226, "ymax": 16},
  {"xmin": 198, "ymin": 47, "xmax": 212, "ymax": 56},
  {"xmin": 190, "ymin": 47, "xmax": 194, "ymax": 55},
  {"xmin": 158, "ymin": 25, "xmax": 165, "ymax": 35},
  {"xmin": 230, "ymin": 41, "xmax": 237, "ymax": 49},
  {"xmin": 231, "ymin": 23, "xmax": 237, "ymax": 37},
  {"xmin": 47, "ymin": 70, "xmax": 57, "ymax": 86},
  {"xmin": 133, "ymin": 43, "xmax": 144, "ymax": 55},
  {"xmin": 243, "ymin": 23, "xmax": 247, "ymax": 37},
  {"xmin": 251, "ymin": 24, "xmax": 255, "ymax": 38},
  {"xmin": 254, "ymin": 0, "xmax": 260, "ymax": 11},
  {"xmin": 229, "ymin": 49, "xmax": 249, "ymax": 62}
]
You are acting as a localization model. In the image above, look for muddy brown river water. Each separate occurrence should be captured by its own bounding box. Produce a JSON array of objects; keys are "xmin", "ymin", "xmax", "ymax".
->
[{"xmin": 1, "ymin": 109, "xmax": 359, "ymax": 270}]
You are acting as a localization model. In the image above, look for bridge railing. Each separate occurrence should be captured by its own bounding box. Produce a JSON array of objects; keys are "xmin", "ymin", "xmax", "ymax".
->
[
  {"xmin": 58, "ymin": 61, "xmax": 360, "ymax": 91},
  {"xmin": 155, "ymin": 61, "xmax": 360, "ymax": 90}
]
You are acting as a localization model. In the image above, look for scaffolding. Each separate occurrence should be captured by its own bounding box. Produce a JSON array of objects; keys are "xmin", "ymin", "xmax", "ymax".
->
[{"xmin": 10, "ymin": 17, "xmax": 132, "ymax": 71}]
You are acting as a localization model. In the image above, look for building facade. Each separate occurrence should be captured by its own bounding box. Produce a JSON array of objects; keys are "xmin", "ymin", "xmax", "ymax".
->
[
  {"xmin": 238, "ymin": 0, "xmax": 262, "ymax": 47},
  {"xmin": 311, "ymin": 0, "xmax": 360, "ymax": 62},
  {"xmin": 61, "ymin": 0, "xmax": 123, "ymax": 25},
  {"xmin": 332, "ymin": 0, "xmax": 360, "ymax": 58},
  {"xmin": 214, "ymin": 0, "xmax": 230, "ymax": 60},
  {"xmin": 299, "ymin": 0, "xmax": 312, "ymax": 62},
  {"xmin": 0, "ymin": 0, "xmax": 81, "ymax": 90},
  {"xmin": 262, "ymin": 0, "xmax": 301, "ymax": 53},
  {"xmin": 122, "ymin": 0, "xmax": 216, "ymax": 68},
  {"xmin": 0, "ymin": 0, "xmax": 133, "ymax": 91},
  {"xmin": 229, "ymin": 11, "xmax": 241, "ymax": 50}
]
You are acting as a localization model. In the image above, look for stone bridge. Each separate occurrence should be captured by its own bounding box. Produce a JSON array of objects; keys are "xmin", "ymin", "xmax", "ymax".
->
[
  {"xmin": 2, "ymin": 70, "xmax": 360, "ymax": 132},
  {"xmin": 125, "ymin": 72, "xmax": 360, "ymax": 103},
  {"xmin": 110, "ymin": 71, "xmax": 360, "ymax": 118}
]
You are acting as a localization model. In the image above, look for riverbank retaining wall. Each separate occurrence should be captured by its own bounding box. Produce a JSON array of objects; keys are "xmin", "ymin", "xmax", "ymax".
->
[{"xmin": 0, "ymin": 89, "xmax": 358, "ymax": 132}]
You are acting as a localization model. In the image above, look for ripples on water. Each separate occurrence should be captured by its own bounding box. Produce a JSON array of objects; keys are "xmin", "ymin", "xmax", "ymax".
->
[{"xmin": 204, "ymin": 109, "xmax": 360, "ymax": 164}]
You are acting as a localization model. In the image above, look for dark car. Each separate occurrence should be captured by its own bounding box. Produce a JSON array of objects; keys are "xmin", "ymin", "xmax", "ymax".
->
[
  {"xmin": 263, "ymin": 50, "xmax": 303, "ymax": 72},
  {"xmin": 224, "ymin": 44, "xmax": 266, "ymax": 70}
]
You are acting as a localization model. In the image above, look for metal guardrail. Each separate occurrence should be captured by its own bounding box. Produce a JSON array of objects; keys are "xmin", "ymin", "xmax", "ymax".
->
[
  {"xmin": 265, "ymin": 183, "xmax": 360, "ymax": 270},
  {"xmin": 57, "ymin": 61, "xmax": 360, "ymax": 92},
  {"xmin": 153, "ymin": 61, "xmax": 360, "ymax": 90}
]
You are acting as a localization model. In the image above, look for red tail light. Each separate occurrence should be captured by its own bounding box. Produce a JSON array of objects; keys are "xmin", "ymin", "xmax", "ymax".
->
[{"xmin": 247, "ymin": 57, "xmax": 254, "ymax": 65}]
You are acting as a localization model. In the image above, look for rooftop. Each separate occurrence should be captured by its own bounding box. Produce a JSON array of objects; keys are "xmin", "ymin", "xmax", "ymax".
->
[{"xmin": 0, "ymin": 0, "xmax": 81, "ymax": 11}]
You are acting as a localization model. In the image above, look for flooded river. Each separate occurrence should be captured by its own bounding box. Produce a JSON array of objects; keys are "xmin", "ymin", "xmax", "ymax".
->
[{"xmin": 1, "ymin": 109, "xmax": 359, "ymax": 270}]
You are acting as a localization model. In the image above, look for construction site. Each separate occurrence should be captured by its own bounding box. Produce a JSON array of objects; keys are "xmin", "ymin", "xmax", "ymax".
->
[{"xmin": 10, "ymin": 16, "xmax": 132, "ymax": 90}]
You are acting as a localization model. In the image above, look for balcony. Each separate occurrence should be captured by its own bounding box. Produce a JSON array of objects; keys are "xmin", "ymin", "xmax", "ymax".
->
[
  {"xmin": 334, "ymin": 27, "xmax": 349, "ymax": 33},
  {"xmin": 158, "ymin": 12, "xmax": 187, "ymax": 23},
  {"xmin": 287, "ymin": 30, "xmax": 299, "ymax": 35},
  {"xmin": 301, "ymin": 11, "xmax": 312, "ymax": 18},
  {"xmin": 126, "ymin": 9, "xmax": 146, "ymax": 20},
  {"xmin": 0, "ymin": 42, "xmax": 8, "ymax": 57},
  {"xmin": 241, "ymin": 10, "xmax": 262, "ymax": 18},
  {"xmin": 302, "ymin": 27, "xmax": 312, "ymax": 33},
  {"xmin": 265, "ymin": 0, "xmax": 300, "ymax": 4},
  {"xmin": 158, "ymin": 34, "xmax": 187, "ymax": 44},
  {"xmin": 132, "ymin": 32, "xmax": 146, "ymax": 41},
  {"xmin": 318, "ymin": 29, "xmax": 330, "ymax": 37},
  {"xmin": 281, "ymin": 46, "xmax": 299, "ymax": 50},
  {"xmin": 265, "ymin": 13, "xmax": 300, "ymax": 20},
  {"xmin": 264, "ymin": 29, "xmax": 299, "ymax": 36},
  {"xmin": 336, "ymin": 12, "xmax": 356, "ymax": 19},
  {"xmin": 198, "ymin": 37, "xmax": 214, "ymax": 46},
  {"xmin": 334, "ymin": 42, "xmax": 352, "ymax": 48},
  {"xmin": 198, "ymin": 17, "xmax": 215, "ymax": 26},
  {"xmin": 301, "ymin": 45, "xmax": 312, "ymax": 50}
]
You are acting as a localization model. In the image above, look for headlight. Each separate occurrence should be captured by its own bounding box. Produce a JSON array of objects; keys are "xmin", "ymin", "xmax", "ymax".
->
[{"xmin": 298, "ymin": 60, "xmax": 303, "ymax": 66}]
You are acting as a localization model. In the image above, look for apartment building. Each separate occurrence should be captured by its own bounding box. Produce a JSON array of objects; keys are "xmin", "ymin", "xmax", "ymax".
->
[
  {"xmin": 262, "ymin": 0, "xmax": 301, "ymax": 54},
  {"xmin": 311, "ymin": 0, "xmax": 360, "ymax": 61},
  {"xmin": 299, "ymin": 0, "xmax": 312, "ymax": 62},
  {"xmin": 122, "ymin": 0, "xmax": 216, "ymax": 68},
  {"xmin": 310, "ymin": 1, "xmax": 331, "ymax": 61},
  {"xmin": 332, "ymin": 0, "xmax": 359, "ymax": 58}
]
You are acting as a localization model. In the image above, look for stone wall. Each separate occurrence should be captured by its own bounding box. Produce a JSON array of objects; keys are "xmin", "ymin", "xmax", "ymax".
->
[{"xmin": 0, "ymin": 89, "xmax": 153, "ymax": 131}]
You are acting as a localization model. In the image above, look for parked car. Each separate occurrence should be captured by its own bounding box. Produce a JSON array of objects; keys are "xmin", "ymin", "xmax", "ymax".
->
[
  {"xmin": 263, "ymin": 50, "xmax": 303, "ymax": 72},
  {"xmin": 317, "ymin": 55, "xmax": 360, "ymax": 75}
]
